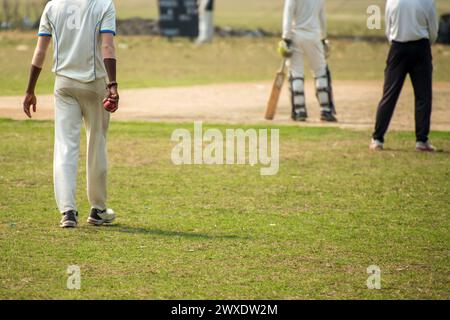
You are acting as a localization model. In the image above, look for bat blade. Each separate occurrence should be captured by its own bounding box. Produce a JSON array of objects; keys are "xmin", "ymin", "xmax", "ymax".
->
[{"xmin": 265, "ymin": 60, "xmax": 287, "ymax": 120}]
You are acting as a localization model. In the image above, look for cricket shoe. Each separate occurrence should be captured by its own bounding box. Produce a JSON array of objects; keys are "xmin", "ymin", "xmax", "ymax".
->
[
  {"xmin": 320, "ymin": 111, "xmax": 338, "ymax": 122},
  {"xmin": 370, "ymin": 139, "xmax": 384, "ymax": 151},
  {"xmin": 416, "ymin": 141, "xmax": 436, "ymax": 152},
  {"xmin": 292, "ymin": 108, "xmax": 308, "ymax": 122},
  {"xmin": 60, "ymin": 210, "xmax": 78, "ymax": 228},
  {"xmin": 87, "ymin": 208, "xmax": 116, "ymax": 226}
]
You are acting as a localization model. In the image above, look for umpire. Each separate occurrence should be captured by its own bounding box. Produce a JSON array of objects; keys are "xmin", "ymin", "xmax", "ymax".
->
[{"xmin": 371, "ymin": 0, "xmax": 439, "ymax": 151}]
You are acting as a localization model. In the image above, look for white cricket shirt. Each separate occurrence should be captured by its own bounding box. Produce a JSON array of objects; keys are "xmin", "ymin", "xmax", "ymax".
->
[
  {"xmin": 38, "ymin": 0, "xmax": 116, "ymax": 83},
  {"xmin": 282, "ymin": 0, "xmax": 327, "ymax": 40},
  {"xmin": 385, "ymin": 0, "xmax": 439, "ymax": 43}
]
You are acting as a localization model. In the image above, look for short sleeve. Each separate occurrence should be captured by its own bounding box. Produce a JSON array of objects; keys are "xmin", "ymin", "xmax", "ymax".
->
[
  {"xmin": 100, "ymin": 2, "xmax": 117, "ymax": 36},
  {"xmin": 38, "ymin": 3, "xmax": 53, "ymax": 37}
]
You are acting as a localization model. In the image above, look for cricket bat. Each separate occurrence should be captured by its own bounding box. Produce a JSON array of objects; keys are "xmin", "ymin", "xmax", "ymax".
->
[{"xmin": 265, "ymin": 58, "xmax": 287, "ymax": 120}]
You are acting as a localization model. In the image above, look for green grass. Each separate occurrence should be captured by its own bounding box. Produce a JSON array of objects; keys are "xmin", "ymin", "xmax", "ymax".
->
[
  {"xmin": 0, "ymin": 119, "xmax": 449, "ymax": 299},
  {"xmin": 89, "ymin": 0, "xmax": 450, "ymax": 36},
  {"xmin": 1, "ymin": 33, "xmax": 450, "ymax": 96},
  {"xmin": 2, "ymin": 0, "xmax": 450, "ymax": 96},
  {"xmin": 5, "ymin": 0, "xmax": 450, "ymax": 35}
]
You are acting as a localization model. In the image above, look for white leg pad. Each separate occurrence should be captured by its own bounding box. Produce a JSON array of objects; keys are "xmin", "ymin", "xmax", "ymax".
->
[
  {"xmin": 315, "ymin": 76, "xmax": 331, "ymax": 112},
  {"xmin": 290, "ymin": 77, "xmax": 305, "ymax": 110}
]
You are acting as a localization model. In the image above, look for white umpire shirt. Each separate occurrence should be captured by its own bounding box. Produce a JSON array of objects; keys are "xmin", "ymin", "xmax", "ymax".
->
[
  {"xmin": 38, "ymin": 0, "xmax": 116, "ymax": 83},
  {"xmin": 282, "ymin": 0, "xmax": 327, "ymax": 40},
  {"xmin": 385, "ymin": 0, "xmax": 439, "ymax": 43}
]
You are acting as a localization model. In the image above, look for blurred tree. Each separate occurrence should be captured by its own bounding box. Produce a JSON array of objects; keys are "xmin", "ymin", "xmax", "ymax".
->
[{"xmin": 1, "ymin": 0, "xmax": 12, "ymax": 28}]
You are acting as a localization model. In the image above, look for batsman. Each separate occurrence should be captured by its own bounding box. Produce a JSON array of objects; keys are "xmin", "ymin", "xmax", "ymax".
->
[
  {"xmin": 279, "ymin": 0, "xmax": 337, "ymax": 122},
  {"xmin": 22, "ymin": 0, "xmax": 119, "ymax": 228}
]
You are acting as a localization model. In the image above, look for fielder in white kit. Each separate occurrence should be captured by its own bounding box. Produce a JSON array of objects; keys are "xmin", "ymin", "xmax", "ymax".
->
[
  {"xmin": 279, "ymin": 0, "xmax": 337, "ymax": 122},
  {"xmin": 22, "ymin": 0, "xmax": 120, "ymax": 228},
  {"xmin": 196, "ymin": 0, "xmax": 215, "ymax": 44}
]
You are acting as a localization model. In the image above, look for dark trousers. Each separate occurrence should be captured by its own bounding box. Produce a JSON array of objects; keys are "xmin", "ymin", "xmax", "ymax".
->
[{"xmin": 373, "ymin": 39, "xmax": 433, "ymax": 143}]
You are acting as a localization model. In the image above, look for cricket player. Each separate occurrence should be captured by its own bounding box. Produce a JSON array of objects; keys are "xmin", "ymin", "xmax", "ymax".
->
[
  {"xmin": 196, "ymin": 0, "xmax": 214, "ymax": 44},
  {"xmin": 279, "ymin": 0, "xmax": 337, "ymax": 122},
  {"xmin": 370, "ymin": 0, "xmax": 439, "ymax": 151},
  {"xmin": 22, "ymin": 0, "xmax": 119, "ymax": 228}
]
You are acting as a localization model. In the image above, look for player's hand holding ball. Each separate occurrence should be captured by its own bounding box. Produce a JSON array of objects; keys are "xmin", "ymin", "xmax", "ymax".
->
[
  {"xmin": 104, "ymin": 82, "xmax": 119, "ymax": 113},
  {"xmin": 278, "ymin": 39, "xmax": 293, "ymax": 58}
]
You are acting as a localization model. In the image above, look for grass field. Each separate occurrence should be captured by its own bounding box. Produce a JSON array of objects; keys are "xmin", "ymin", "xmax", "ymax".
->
[
  {"xmin": 0, "ymin": 119, "xmax": 449, "ymax": 299},
  {"xmin": 1, "ymin": 0, "xmax": 449, "ymax": 301},
  {"xmin": 7, "ymin": 0, "xmax": 450, "ymax": 35},
  {"xmin": 116, "ymin": 0, "xmax": 450, "ymax": 36},
  {"xmin": 1, "ymin": 0, "xmax": 450, "ymax": 96},
  {"xmin": 1, "ymin": 33, "xmax": 450, "ymax": 96}
]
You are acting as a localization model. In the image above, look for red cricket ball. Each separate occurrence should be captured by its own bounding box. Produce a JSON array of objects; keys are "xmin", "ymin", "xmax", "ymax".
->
[{"xmin": 103, "ymin": 98, "xmax": 117, "ymax": 112}]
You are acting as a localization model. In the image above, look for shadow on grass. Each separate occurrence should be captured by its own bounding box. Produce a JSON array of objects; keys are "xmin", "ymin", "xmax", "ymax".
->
[
  {"xmin": 105, "ymin": 224, "xmax": 246, "ymax": 240},
  {"xmin": 383, "ymin": 148, "xmax": 448, "ymax": 154}
]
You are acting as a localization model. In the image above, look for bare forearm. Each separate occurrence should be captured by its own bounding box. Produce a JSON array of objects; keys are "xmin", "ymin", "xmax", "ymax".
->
[
  {"xmin": 104, "ymin": 58, "xmax": 116, "ymax": 83},
  {"xmin": 101, "ymin": 33, "xmax": 117, "ymax": 83},
  {"xmin": 27, "ymin": 36, "xmax": 51, "ymax": 94},
  {"xmin": 27, "ymin": 49, "xmax": 46, "ymax": 94},
  {"xmin": 102, "ymin": 42, "xmax": 116, "ymax": 60},
  {"xmin": 26, "ymin": 65, "xmax": 42, "ymax": 94},
  {"xmin": 31, "ymin": 48, "xmax": 47, "ymax": 68}
]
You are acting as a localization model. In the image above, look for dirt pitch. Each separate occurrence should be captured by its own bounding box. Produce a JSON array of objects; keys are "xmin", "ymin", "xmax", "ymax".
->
[{"xmin": 1, "ymin": 80, "xmax": 449, "ymax": 131}]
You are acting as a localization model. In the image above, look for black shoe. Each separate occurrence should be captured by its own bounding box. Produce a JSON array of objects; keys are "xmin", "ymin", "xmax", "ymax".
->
[
  {"xmin": 292, "ymin": 108, "xmax": 308, "ymax": 122},
  {"xmin": 87, "ymin": 208, "xmax": 116, "ymax": 226},
  {"xmin": 60, "ymin": 210, "xmax": 78, "ymax": 228},
  {"xmin": 320, "ymin": 111, "xmax": 338, "ymax": 122}
]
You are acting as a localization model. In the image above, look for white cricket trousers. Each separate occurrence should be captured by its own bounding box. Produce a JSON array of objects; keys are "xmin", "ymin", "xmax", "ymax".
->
[
  {"xmin": 288, "ymin": 31, "xmax": 333, "ymax": 113},
  {"xmin": 289, "ymin": 31, "xmax": 327, "ymax": 78},
  {"xmin": 54, "ymin": 76, "xmax": 110, "ymax": 213}
]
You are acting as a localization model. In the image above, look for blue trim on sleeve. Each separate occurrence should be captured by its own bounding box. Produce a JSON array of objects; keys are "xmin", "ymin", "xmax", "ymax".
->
[
  {"xmin": 38, "ymin": 33, "xmax": 52, "ymax": 37},
  {"xmin": 100, "ymin": 30, "xmax": 116, "ymax": 36}
]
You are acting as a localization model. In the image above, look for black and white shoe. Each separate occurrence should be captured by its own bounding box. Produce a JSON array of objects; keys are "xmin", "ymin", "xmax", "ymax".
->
[
  {"xmin": 87, "ymin": 208, "xmax": 116, "ymax": 226},
  {"xmin": 416, "ymin": 141, "xmax": 436, "ymax": 152},
  {"xmin": 370, "ymin": 138, "xmax": 384, "ymax": 151},
  {"xmin": 292, "ymin": 107, "xmax": 308, "ymax": 122},
  {"xmin": 320, "ymin": 111, "xmax": 338, "ymax": 122},
  {"xmin": 60, "ymin": 210, "xmax": 78, "ymax": 228}
]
